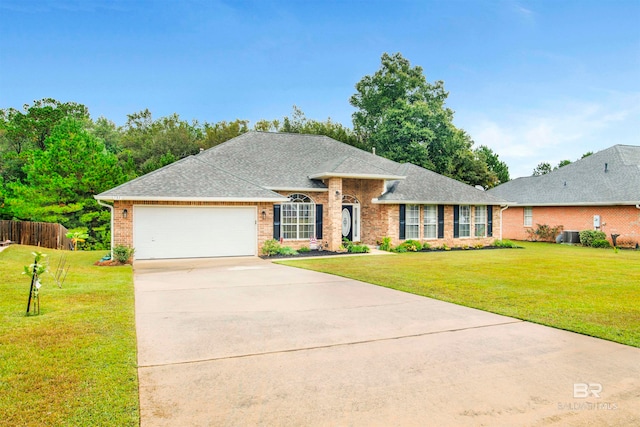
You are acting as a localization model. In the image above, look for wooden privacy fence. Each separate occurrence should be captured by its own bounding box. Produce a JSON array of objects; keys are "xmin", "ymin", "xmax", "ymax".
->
[{"xmin": 0, "ymin": 220, "xmax": 73, "ymax": 250}]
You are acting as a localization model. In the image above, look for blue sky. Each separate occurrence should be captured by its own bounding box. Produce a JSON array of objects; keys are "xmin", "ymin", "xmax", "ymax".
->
[{"xmin": 1, "ymin": 0, "xmax": 638, "ymax": 178}]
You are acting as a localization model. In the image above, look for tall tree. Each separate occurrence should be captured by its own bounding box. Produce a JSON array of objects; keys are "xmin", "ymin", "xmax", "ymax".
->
[
  {"xmin": 255, "ymin": 106, "xmax": 362, "ymax": 148},
  {"xmin": 88, "ymin": 116, "xmax": 122, "ymax": 154},
  {"xmin": 0, "ymin": 98, "xmax": 89, "ymax": 152},
  {"xmin": 532, "ymin": 162, "xmax": 552, "ymax": 176},
  {"xmin": 4, "ymin": 118, "xmax": 126, "ymax": 247},
  {"xmin": 475, "ymin": 145, "xmax": 510, "ymax": 186},
  {"xmin": 120, "ymin": 110, "xmax": 202, "ymax": 175},
  {"xmin": 202, "ymin": 119, "xmax": 249, "ymax": 149},
  {"xmin": 349, "ymin": 53, "xmax": 500, "ymax": 187},
  {"xmin": 0, "ymin": 99, "xmax": 90, "ymax": 185}
]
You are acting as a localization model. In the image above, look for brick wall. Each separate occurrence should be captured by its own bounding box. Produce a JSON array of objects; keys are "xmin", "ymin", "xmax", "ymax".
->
[
  {"xmin": 380, "ymin": 204, "xmax": 499, "ymax": 248},
  {"xmin": 502, "ymin": 205, "xmax": 640, "ymax": 245},
  {"xmin": 111, "ymin": 193, "xmax": 503, "ymax": 255},
  {"xmin": 343, "ymin": 178, "xmax": 385, "ymax": 245}
]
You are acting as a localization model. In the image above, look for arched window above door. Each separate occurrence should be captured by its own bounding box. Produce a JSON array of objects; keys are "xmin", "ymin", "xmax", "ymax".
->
[{"xmin": 342, "ymin": 194, "xmax": 359, "ymax": 204}]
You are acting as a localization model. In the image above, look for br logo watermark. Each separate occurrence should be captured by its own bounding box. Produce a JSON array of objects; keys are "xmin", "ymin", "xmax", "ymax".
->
[
  {"xmin": 573, "ymin": 383, "xmax": 602, "ymax": 398},
  {"xmin": 557, "ymin": 382, "xmax": 618, "ymax": 411}
]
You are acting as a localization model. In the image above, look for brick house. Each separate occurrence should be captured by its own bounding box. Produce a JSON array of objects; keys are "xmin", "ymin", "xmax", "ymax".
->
[
  {"xmin": 487, "ymin": 145, "xmax": 640, "ymax": 246},
  {"xmin": 95, "ymin": 132, "xmax": 505, "ymax": 259}
]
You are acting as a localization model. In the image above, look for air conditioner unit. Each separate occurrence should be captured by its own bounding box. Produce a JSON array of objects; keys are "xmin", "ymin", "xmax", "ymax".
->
[{"xmin": 563, "ymin": 230, "xmax": 580, "ymax": 244}]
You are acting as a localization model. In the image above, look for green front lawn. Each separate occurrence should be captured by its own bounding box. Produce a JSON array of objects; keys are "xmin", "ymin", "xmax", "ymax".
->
[
  {"xmin": 0, "ymin": 245, "xmax": 139, "ymax": 426},
  {"xmin": 280, "ymin": 242, "xmax": 640, "ymax": 347}
]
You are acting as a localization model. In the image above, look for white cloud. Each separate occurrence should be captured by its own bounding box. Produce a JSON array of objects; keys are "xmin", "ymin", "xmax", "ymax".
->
[{"xmin": 466, "ymin": 92, "xmax": 640, "ymax": 178}]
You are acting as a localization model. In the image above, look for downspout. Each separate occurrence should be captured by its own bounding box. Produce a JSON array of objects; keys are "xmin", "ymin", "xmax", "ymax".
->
[
  {"xmin": 499, "ymin": 205, "xmax": 509, "ymax": 241},
  {"xmin": 96, "ymin": 199, "xmax": 114, "ymax": 260}
]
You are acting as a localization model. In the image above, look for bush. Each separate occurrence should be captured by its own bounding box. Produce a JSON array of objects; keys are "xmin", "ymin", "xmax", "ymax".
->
[
  {"xmin": 494, "ymin": 239, "xmax": 518, "ymax": 248},
  {"xmin": 394, "ymin": 240, "xmax": 422, "ymax": 252},
  {"xmin": 113, "ymin": 245, "xmax": 135, "ymax": 263},
  {"xmin": 579, "ymin": 230, "xmax": 607, "ymax": 247},
  {"xmin": 591, "ymin": 239, "xmax": 611, "ymax": 248},
  {"xmin": 526, "ymin": 224, "xmax": 564, "ymax": 242},
  {"xmin": 278, "ymin": 246, "xmax": 298, "ymax": 255},
  {"xmin": 421, "ymin": 242, "xmax": 431, "ymax": 250},
  {"xmin": 379, "ymin": 237, "xmax": 392, "ymax": 252},
  {"xmin": 261, "ymin": 239, "xmax": 281, "ymax": 256},
  {"xmin": 348, "ymin": 244, "xmax": 370, "ymax": 253},
  {"xmin": 298, "ymin": 246, "xmax": 310, "ymax": 253}
]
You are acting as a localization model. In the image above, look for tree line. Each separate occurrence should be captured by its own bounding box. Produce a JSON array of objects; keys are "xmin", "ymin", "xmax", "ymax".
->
[{"xmin": 0, "ymin": 53, "xmax": 510, "ymax": 249}]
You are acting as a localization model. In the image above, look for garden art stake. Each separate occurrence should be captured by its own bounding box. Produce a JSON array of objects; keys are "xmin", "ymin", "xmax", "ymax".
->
[{"xmin": 24, "ymin": 251, "xmax": 48, "ymax": 315}]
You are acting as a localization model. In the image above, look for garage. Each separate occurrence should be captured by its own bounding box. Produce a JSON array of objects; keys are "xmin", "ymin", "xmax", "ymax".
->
[{"xmin": 133, "ymin": 206, "xmax": 256, "ymax": 259}]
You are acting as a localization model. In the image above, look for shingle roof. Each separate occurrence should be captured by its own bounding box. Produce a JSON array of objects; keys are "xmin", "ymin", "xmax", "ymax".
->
[
  {"xmin": 376, "ymin": 163, "xmax": 506, "ymax": 205},
  {"xmin": 309, "ymin": 155, "xmax": 406, "ymax": 180},
  {"xmin": 97, "ymin": 131, "xmax": 505, "ymax": 205},
  {"xmin": 196, "ymin": 132, "xmax": 406, "ymax": 190},
  {"xmin": 487, "ymin": 145, "xmax": 640, "ymax": 205},
  {"xmin": 95, "ymin": 155, "xmax": 287, "ymax": 201}
]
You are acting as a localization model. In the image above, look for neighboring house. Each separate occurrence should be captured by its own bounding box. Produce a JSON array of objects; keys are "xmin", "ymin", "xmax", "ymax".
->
[
  {"xmin": 95, "ymin": 132, "xmax": 506, "ymax": 259},
  {"xmin": 487, "ymin": 144, "xmax": 640, "ymax": 246}
]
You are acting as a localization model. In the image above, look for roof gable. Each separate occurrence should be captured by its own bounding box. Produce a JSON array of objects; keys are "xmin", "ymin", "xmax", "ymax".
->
[
  {"xmin": 95, "ymin": 155, "xmax": 287, "ymax": 201},
  {"xmin": 376, "ymin": 163, "xmax": 506, "ymax": 205},
  {"xmin": 197, "ymin": 132, "xmax": 405, "ymax": 190}
]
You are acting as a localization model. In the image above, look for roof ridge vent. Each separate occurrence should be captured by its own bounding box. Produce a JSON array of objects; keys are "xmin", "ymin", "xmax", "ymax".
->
[{"xmin": 604, "ymin": 162, "xmax": 608, "ymax": 173}]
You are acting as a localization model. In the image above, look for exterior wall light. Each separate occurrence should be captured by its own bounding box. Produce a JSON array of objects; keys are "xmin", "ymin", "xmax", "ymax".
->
[
  {"xmin": 261, "ymin": 210, "xmax": 267, "ymax": 220},
  {"xmin": 123, "ymin": 209, "xmax": 128, "ymax": 219}
]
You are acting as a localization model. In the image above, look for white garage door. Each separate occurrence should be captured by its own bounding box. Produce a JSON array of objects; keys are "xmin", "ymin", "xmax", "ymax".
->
[{"xmin": 133, "ymin": 206, "xmax": 256, "ymax": 259}]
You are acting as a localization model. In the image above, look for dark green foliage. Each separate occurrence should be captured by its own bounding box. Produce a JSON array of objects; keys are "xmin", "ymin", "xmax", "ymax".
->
[
  {"xmin": 592, "ymin": 239, "xmax": 611, "ymax": 248},
  {"xmin": 526, "ymin": 224, "xmax": 564, "ymax": 242},
  {"xmin": 3, "ymin": 118, "xmax": 126, "ymax": 248},
  {"xmin": 202, "ymin": 119, "xmax": 249, "ymax": 148},
  {"xmin": 475, "ymin": 145, "xmax": 510, "ymax": 186},
  {"xmin": 278, "ymin": 246, "xmax": 299, "ymax": 255},
  {"xmin": 494, "ymin": 239, "xmax": 519, "ymax": 248},
  {"xmin": 580, "ymin": 230, "xmax": 608, "ymax": 247},
  {"xmin": 341, "ymin": 237, "xmax": 371, "ymax": 254},
  {"xmin": 532, "ymin": 162, "xmax": 552, "ymax": 176},
  {"xmin": 254, "ymin": 106, "xmax": 362, "ymax": 149},
  {"xmin": 120, "ymin": 110, "xmax": 202, "ymax": 175},
  {"xmin": 347, "ymin": 244, "xmax": 370, "ymax": 253},
  {"xmin": 349, "ymin": 52, "xmax": 502, "ymax": 188},
  {"xmin": 394, "ymin": 239, "xmax": 423, "ymax": 252},
  {"xmin": 113, "ymin": 245, "xmax": 135, "ymax": 263}
]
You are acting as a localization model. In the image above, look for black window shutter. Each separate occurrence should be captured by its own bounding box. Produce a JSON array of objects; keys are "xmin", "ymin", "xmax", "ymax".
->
[
  {"xmin": 399, "ymin": 204, "xmax": 406, "ymax": 240},
  {"xmin": 453, "ymin": 205, "xmax": 460, "ymax": 238},
  {"xmin": 437, "ymin": 205, "xmax": 445, "ymax": 239},
  {"xmin": 315, "ymin": 204, "xmax": 323, "ymax": 239},
  {"xmin": 273, "ymin": 204, "xmax": 281, "ymax": 240},
  {"xmin": 487, "ymin": 205, "xmax": 493, "ymax": 237}
]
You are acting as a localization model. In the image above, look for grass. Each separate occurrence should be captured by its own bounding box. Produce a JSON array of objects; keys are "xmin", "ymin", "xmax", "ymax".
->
[
  {"xmin": 279, "ymin": 242, "xmax": 640, "ymax": 347},
  {"xmin": 0, "ymin": 245, "xmax": 138, "ymax": 426}
]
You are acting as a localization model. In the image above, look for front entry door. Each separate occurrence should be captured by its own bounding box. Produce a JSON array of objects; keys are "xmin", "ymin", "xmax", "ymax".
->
[{"xmin": 341, "ymin": 205, "xmax": 353, "ymax": 241}]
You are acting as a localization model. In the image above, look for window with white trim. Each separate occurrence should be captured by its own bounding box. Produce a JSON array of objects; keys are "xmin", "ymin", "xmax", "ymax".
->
[
  {"xmin": 423, "ymin": 205, "xmax": 437, "ymax": 239},
  {"xmin": 474, "ymin": 205, "xmax": 487, "ymax": 237},
  {"xmin": 406, "ymin": 205, "xmax": 420, "ymax": 239},
  {"xmin": 282, "ymin": 194, "xmax": 315, "ymax": 240},
  {"xmin": 459, "ymin": 205, "xmax": 471, "ymax": 238},
  {"xmin": 524, "ymin": 207, "xmax": 533, "ymax": 227}
]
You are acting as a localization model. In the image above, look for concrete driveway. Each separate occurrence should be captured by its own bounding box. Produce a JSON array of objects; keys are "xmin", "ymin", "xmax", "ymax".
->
[{"xmin": 135, "ymin": 257, "xmax": 640, "ymax": 426}]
